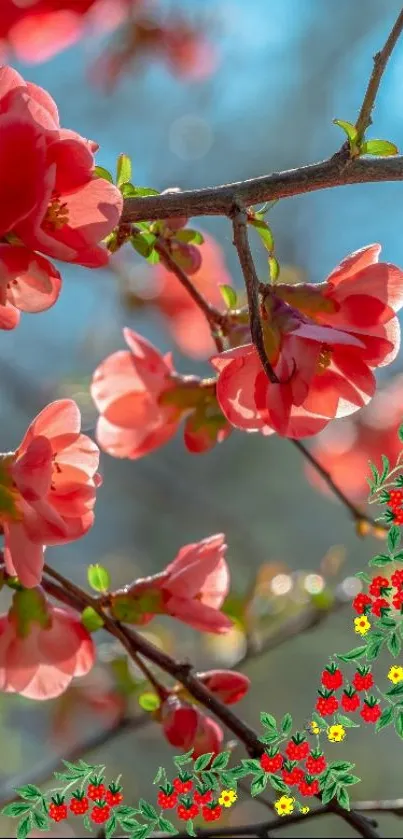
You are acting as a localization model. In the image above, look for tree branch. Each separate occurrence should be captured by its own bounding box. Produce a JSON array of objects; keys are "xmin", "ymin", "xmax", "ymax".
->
[{"xmin": 355, "ymin": 7, "xmax": 403, "ymax": 143}]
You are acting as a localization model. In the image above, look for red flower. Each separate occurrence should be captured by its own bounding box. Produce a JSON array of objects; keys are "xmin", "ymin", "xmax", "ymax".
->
[
  {"xmin": 360, "ymin": 700, "xmax": 381, "ymax": 724},
  {"xmin": 369, "ymin": 576, "xmax": 390, "ymax": 597},
  {"xmin": 285, "ymin": 736, "xmax": 309, "ymax": 761},
  {"xmin": 391, "ymin": 569, "xmax": 403, "ymax": 590},
  {"xmin": 161, "ymin": 696, "xmax": 224, "ymax": 759},
  {"xmin": 196, "ymin": 670, "xmax": 250, "ymax": 704},
  {"xmin": 0, "ymin": 245, "xmax": 61, "ymax": 330},
  {"xmin": 315, "ymin": 692, "xmax": 338, "ymax": 716},
  {"xmin": 1, "ymin": 399, "xmax": 100, "ymax": 588},
  {"xmin": 353, "ymin": 668, "xmax": 374, "ymax": 692},
  {"xmin": 260, "ymin": 751, "xmax": 283, "ymax": 773},
  {"xmin": 352, "ymin": 593, "xmax": 372, "ymax": 614},
  {"xmin": 341, "ymin": 689, "xmax": 360, "ymax": 712},
  {"xmin": 321, "ymin": 665, "xmax": 343, "ymax": 690},
  {"xmin": 299, "ymin": 777, "xmax": 320, "ymax": 796},
  {"xmin": 212, "ymin": 246, "xmax": 403, "ymax": 438},
  {"xmin": 305, "ymin": 752, "xmax": 327, "ymax": 775},
  {"xmin": 371, "ymin": 597, "xmax": 390, "ymax": 617}
]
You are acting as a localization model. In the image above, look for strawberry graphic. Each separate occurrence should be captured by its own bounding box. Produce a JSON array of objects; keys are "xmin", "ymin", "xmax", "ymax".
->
[
  {"xmin": 299, "ymin": 777, "xmax": 320, "ymax": 796},
  {"xmin": 194, "ymin": 789, "xmax": 213, "ymax": 805},
  {"xmin": 260, "ymin": 749, "xmax": 283, "ymax": 773},
  {"xmin": 69, "ymin": 791, "xmax": 89, "ymax": 816},
  {"xmin": 177, "ymin": 802, "xmax": 199, "ymax": 820},
  {"xmin": 341, "ymin": 687, "xmax": 360, "ymax": 712},
  {"xmin": 282, "ymin": 762, "xmax": 304, "ymax": 786},
  {"xmin": 315, "ymin": 690, "xmax": 338, "ymax": 716},
  {"xmin": 371, "ymin": 597, "xmax": 390, "ymax": 617},
  {"xmin": 388, "ymin": 489, "xmax": 403, "ymax": 508},
  {"xmin": 91, "ymin": 801, "xmax": 111, "ymax": 824},
  {"xmin": 305, "ymin": 750, "xmax": 326, "ymax": 775},
  {"xmin": 321, "ymin": 664, "xmax": 343, "ymax": 690},
  {"xmin": 106, "ymin": 782, "xmax": 123, "ymax": 807},
  {"xmin": 285, "ymin": 734, "xmax": 309, "ymax": 761},
  {"xmin": 173, "ymin": 773, "xmax": 193, "ymax": 794},
  {"xmin": 202, "ymin": 804, "xmax": 222, "ymax": 821},
  {"xmin": 48, "ymin": 796, "xmax": 67, "ymax": 822},
  {"xmin": 157, "ymin": 785, "xmax": 178, "ymax": 809},
  {"xmin": 392, "ymin": 591, "xmax": 403, "ymax": 610},
  {"xmin": 394, "ymin": 509, "xmax": 403, "ymax": 526},
  {"xmin": 360, "ymin": 698, "xmax": 381, "ymax": 724},
  {"xmin": 369, "ymin": 576, "xmax": 390, "ymax": 597},
  {"xmin": 353, "ymin": 666, "xmax": 374, "ymax": 692},
  {"xmin": 352, "ymin": 593, "xmax": 372, "ymax": 614},
  {"xmin": 391, "ymin": 569, "xmax": 403, "ymax": 589},
  {"xmin": 87, "ymin": 776, "xmax": 106, "ymax": 801}
]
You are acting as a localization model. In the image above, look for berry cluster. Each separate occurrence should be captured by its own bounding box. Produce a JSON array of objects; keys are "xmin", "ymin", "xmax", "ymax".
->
[
  {"xmin": 388, "ymin": 488, "xmax": 403, "ymax": 525},
  {"xmin": 353, "ymin": 572, "xmax": 403, "ymax": 616},
  {"xmin": 316, "ymin": 665, "xmax": 381, "ymax": 724},
  {"xmin": 48, "ymin": 778, "xmax": 124, "ymax": 825},
  {"xmin": 158, "ymin": 774, "xmax": 224, "ymax": 823},
  {"xmin": 259, "ymin": 735, "xmax": 324, "ymax": 797}
]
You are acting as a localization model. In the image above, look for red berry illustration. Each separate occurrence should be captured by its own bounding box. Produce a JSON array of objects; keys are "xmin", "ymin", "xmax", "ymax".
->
[
  {"xmin": 394, "ymin": 508, "xmax": 403, "ymax": 526},
  {"xmin": 69, "ymin": 791, "xmax": 89, "ymax": 816},
  {"xmin": 177, "ymin": 803, "xmax": 199, "ymax": 821},
  {"xmin": 157, "ymin": 790, "xmax": 178, "ymax": 809},
  {"xmin": 391, "ymin": 569, "xmax": 403, "ymax": 589},
  {"xmin": 360, "ymin": 698, "xmax": 381, "ymax": 724},
  {"xmin": 49, "ymin": 796, "xmax": 67, "ymax": 822},
  {"xmin": 282, "ymin": 762, "xmax": 304, "ymax": 785},
  {"xmin": 371, "ymin": 597, "xmax": 390, "ymax": 617},
  {"xmin": 260, "ymin": 750, "xmax": 283, "ymax": 773},
  {"xmin": 305, "ymin": 751, "xmax": 327, "ymax": 775},
  {"xmin": 106, "ymin": 782, "xmax": 124, "ymax": 807},
  {"xmin": 202, "ymin": 804, "xmax": 222, "ymax": 821},
  {"xmin": 91, "ymin": 802, "xmax": 111, "ymax": 824},
  {"xmin": 194, "ymin": 790, "xmax": 213, "ymax": 805},
  {"xmin": 315, "ymin": 691, "xmax": 339, "ymax": 716},
  {"xmin": 369, "ymin": 576, "xmax": 390, "ymax": 597},
  {"xmin": 392, "ymin": 590, "xmax": 403, "ymax": 610},
  {"xmin": 87, "ymin": 777, "xmax": 106, "ymax": 801},
  {"xmin": 352, "ymin": 593, "xmax": 372, "ymax": 614},
  {"xmin": 285, "ymin": 735, "xmax": 309, "ymax": 761},
  {"xmin": 173, "ymin": 775, "xmax": 193, "ymax": 794},
  {"xmin": 299, "ymin": 777, "xmax": 320, "ymax": 797},
  {"xmin": 353, "ymin": 667, "xmax": 374, "ymax": 692},
  {"xmin": 388, "ymin": 489, "xmax": 403, "ymax": 508},
  {"xmin": 341, "ymin": 688, "xmax": 360, "ymax": 712},
  {"xmin": 321, "ymin": 665, "xmax": 343, "ymax": 690}
]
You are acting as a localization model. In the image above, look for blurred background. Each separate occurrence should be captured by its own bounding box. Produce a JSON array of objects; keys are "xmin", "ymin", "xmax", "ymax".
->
[{"xmin": 1, "ymin": 1, "xmax": 403, "ymax": 836}]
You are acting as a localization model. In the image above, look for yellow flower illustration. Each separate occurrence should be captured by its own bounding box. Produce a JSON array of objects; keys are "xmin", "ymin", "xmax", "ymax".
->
[
  {"xmin": 354, "ymin": 615, "xmax": 371, "ymax": 636},
  {"xmin": 300, "ymin": 806, "xmax": 310, "ymax": 815},
  {"xmin": 388, "ymin": 665, "xmax": 403, "ymax": 684},
  {"xmin": 327, "ymin": 724, "xmax": 346, "ymax": 743},
  {"xmin": 274, "ymin": 796, "xmax": 295, "ymax": 817},
  {"xmin": 219, "ymin": 789, "xmax": 237, "ymax": 808},
  {"xmin": 307, "ymin": 720, "xmax": 320, "ymax": 735}
]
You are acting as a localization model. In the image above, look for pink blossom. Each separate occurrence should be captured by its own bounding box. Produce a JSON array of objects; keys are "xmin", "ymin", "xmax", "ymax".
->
[
  {"xmin": 161, "ymin": 696, "xmax": 224, "ymax": 758},
  {"xmin": 2, "ymin": 399, "xmax": 101, "ymax": 588}
]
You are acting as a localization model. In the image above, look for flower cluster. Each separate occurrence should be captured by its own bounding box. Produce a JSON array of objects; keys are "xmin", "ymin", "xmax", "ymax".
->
[{"xmin": 353, "ymin": 571, "xmax": 403, "ymax": 619}]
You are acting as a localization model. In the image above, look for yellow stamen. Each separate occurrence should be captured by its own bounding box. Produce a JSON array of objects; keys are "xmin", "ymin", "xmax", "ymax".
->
[
  {"xmin": 44, "ymin": 198, "xmax": 69, "ymax": 231},
  {"xmin": 316, "ymin": 344, "xmax": 332, "ymax": 374}
]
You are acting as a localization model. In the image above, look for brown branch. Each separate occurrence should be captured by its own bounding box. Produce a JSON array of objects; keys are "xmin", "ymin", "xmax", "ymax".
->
[
  {"xmin": 354, "ymin": 799, "xmax": 403, "ymax": 816},
  {"xmin": 232, "ymin": 209, "xmax": 279, "ymax": 383},
  {"xmin": 291, "ymin": 439, "xmax": 387, "ymax": 536},
  {"xmin": 355, "ymin": 7, "xmax": 403, "ymax": 143},
  {"xmin": 121, "ymin": 157, "xmax": 403, "ymax": 223}
]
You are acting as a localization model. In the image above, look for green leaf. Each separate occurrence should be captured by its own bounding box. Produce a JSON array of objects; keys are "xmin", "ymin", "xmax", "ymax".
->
[
  {"xmin": 388, "ymin": 632, "xmax": 401, "ymax": 658},
  {"xmin": 311, "ymin": 711, "xmax": 327, "ymax": 730},
  {"xmin": 104, "ymin": 812, "xmax": 117, "ymax": 839},
  {"xmin": 376, "ymin": 706, "xmax": 394, "ymax": 731},
  {"xmin": 386, "ymin": 682, "xmax": 403, "ymax": 696},
  {"xmin": 32, "ymin": 810, "xmax": 48, "ymax": 830},
  {"xmin": 94, "ymin": 165, "xmax": 114, "ymax": 183},
  {"xmin": 83, "ymin": 814, "xmax": 92, "ymax": 832},
  {"xmin": 222, "ymin": 765, "xmax": 250, "ymax": 780},
  {"xmin": 87, "ymin": 564, "xmax": 110, "ymax": 593},
  {"xmin": 241, "ymin": 759, "xmax": 262, "ymax": 773},
  {"xmin": 117, "ymin": 817, "xmax": 141, "ymax": 831},
  {"xmin": 258, "ymin": 732, "xmax": 279, "ymax": 745},
  {"xmin": 335, "ymin": 714, "xmax": 360, "ymax": 728},
  {"xmin": 269, "ymin": 256, "xmax": 280, "ymax": 282},
  {"xmin": 393, "ymin": 550, "xmax": 403, "ymax": 562},
  {"xmin": 139, "ymin": 799, "xmax": 157, "ymax": 820},
  {"xmin": 130, "ymin": 232, "xmax": 157, "ymax": 260},
  {"xmin": 380, "ymin": 454, "xmax": 390, "ymax": 481},
  {"xmin": 388, "ymin": 525, "xmax": 401, "ymax": 554},
  {"xmin": 116, "ymin": 154, "xmax": 132, "ymax": 187},
  {"xmin": 116, "ymin": 806, "xmax": 140, "ymax": 818},
  {"xmin": 337, "ymin": 646, "xmax": 367, "ymax": 662},
  {"xmin": 337, "ymin": 775, "xmax": 361, "ymax": 786},
  {"xmin": 328, "ymin": 762, "xmax": 355, "ymax": 773},
  {"xmin": 186, "ymin": 821, "xmax": 196, "ymax": 838},
  {"xmin": 200, "ymin": 771, "xmax": 219, "ymax": 790},
  {"xmin": 333, "ymin": 119, "xmax": 358, "ymax": 144},
  {"xmin": 250, "ymin": 772, "xmax": 269, "ymax": 797},
  {"xmin": 194, "ymin": 753, "xmax": 214, "ymax": 771},
  {"xmin": 395, "ymin": 711, "xmax": 403, "ymax": 739},
  {"xmin": 81, "ymin": 605, "xmax": 104, "ymax": 633},
  {"xmin": 15, "ymin": 785, "xmax": 42, "ymax": 802},
  {"xmin": 153, "ymin": 766, "xmax": 164, "ymax": 785},
  {"xmin": 219, "ymin": 284, "xmax": 238, "ymax": 309},
  {"xmin": 361, "ymin": 139, "xmax": 398, "ymax": 157},
  {"xmin": 355, "ymin": 571, "xmax": 372, "ymax": 583},
  {"xmin": 399, "ymin": 423, "xmax": 403, "ymax": 444},
  {"xmin": 379, "ymin": 616, "xmax": 396, "ymax": 629},
  {"xmin": 250, "ymin": 217, "xmax": 274, "ymax": 252},
  {"xmin": 269, "ymin": 774, "xmax": 288, "ymax": 793},
  {"xmin": 260, "ymin": 712, "xmax": 277, "ymax": 730},
  {"xmin": 16, "ymin": 815, "xmax": 32, "ymax": 839},
  {"xmin": 321, "ymin": 781, "xmax": 338, "ymax": 805},
  {"xmin": 2, "ymin": 802, "xmax": 32, "ymax": 817},
  {"xmin": 211, "ymin": 751, "xmax": 230, "ymax": 771},
  {"xmin": 280, "ymin": 713, "xmax": 293, "ymax": 736},
  {"xmin": 369, "ymin": 553, "xmax": 392, "ymax": 567},
  {"xmin": 175, "ymin": 229, "xmax": 204, "ymax": 245},
  {"xmin": 138, "ymin": 692, "xmax": 161, "ymax": 712},
  {"xmin": 366, "ymin": 637, "xmax": 384, "ymax": 661},
  {"xmin": 337, "ymin": 786, "xmax": 350, "ymax": 811},
  {"xmin": 157, "ymin": 816, "xmax": 178, "ymax": 835},
  {"xmin": 130, "ymin": 187, "xmax": 160, "ymax": 198}
]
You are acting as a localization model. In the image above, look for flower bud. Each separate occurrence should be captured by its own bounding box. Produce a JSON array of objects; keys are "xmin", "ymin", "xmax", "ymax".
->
[{"xmin": 196, "ymin": 669, "xmax": 250, "ymax": 704}]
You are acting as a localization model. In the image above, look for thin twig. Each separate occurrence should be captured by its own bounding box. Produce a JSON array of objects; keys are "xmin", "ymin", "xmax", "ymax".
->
[
  {"xmin": 355, "ymin": 7, "xmax": 403, "ymax": 143},
  {"xmin": 232, "ymin": 209, "xmax": 278, "ymax": 383},
  {"xmin": 291, "ymin": 439, "xmax": 387, "ymax": 535},
  {"xmin": 353, "ymin": 798, "xmax": 403, "ymax": 816}
]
